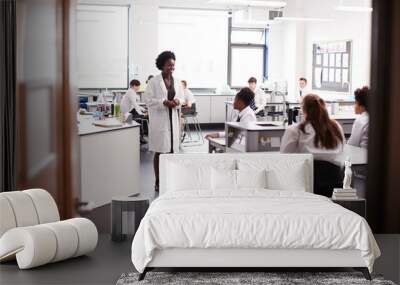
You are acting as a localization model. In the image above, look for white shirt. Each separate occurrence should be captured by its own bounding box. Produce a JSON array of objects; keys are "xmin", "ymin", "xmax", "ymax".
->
[
  {"xmin": 298, "ymin": 86, "xmax": 311, "ymax": 103},
  {"xmin": 218, "ymin": 106, "xmax": 256, "ymax": 137},
  {"xmin": 347, "ymin": 112, "xmax": 369, "ymax": 149},
  {"xmin": 183, "ymin": 88, "xmax": 196, "ymax": 107},
  {"xmin": 254, "ymin": 88, "xmax": 267, "ymax": 113},
  {"xmin": 120, "ymin": 89, "xmax": 145, "ymax": 115},
  {"xmin": 280, "ymin": 121, "xmax": 345, "ymax": 164}
]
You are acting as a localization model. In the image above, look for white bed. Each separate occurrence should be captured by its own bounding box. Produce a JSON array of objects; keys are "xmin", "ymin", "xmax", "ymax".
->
[{"xmin": 131, "ymin": 153, "xmax": 380, "ymax": 280}]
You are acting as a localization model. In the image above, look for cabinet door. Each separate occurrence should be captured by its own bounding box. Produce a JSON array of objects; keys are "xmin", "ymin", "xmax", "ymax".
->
[
  {"xmin": 210, "ymin": 96, "xmax": 229, "ymax": 123},
  {"xmin": 194, "ymin": 96, "xmax": 211, "ymax": 123}
]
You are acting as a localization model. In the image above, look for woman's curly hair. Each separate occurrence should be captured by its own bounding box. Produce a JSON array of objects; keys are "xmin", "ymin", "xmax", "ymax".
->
[{"xmin": 156, "ymin": 51, "xmax": 176, "ymax": 70}]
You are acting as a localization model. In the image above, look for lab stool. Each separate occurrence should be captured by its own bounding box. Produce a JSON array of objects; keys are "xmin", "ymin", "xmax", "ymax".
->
[
  {"xmin": 111, "ymin": 196, "xmax": 149, "ymax": 242},
  {"xmin": 135, "ymin": 117, "xmax": 149, "ymax": 137},
  {"xmin": 181, "ymin": 104, "xmax": 204, "ymax": 145}
]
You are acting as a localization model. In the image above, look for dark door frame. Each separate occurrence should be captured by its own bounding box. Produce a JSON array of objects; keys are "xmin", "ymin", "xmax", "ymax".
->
[{"xmin": 367, "ymin": 0, "xmax": 400, "ymax": 233}]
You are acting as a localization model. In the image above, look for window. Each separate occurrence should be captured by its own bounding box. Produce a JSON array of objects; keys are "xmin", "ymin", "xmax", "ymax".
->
[
  {"xmin": 158, "ymin": 9, "xmax": 228, "ymax": 88},
  {"xmin": 231, "ymin": 47, "xmax": 264, "ymax": 88},
  {"xmin": 312, "ymin": 40, "xmax": 352, "ymax": 93},
  {"xmin": 229, "ymin": 27, "xmax": 268, "ymax": 87},
  {"xmin": 77, "ymin": 5, "xmax": 129, "ymax": 89}
]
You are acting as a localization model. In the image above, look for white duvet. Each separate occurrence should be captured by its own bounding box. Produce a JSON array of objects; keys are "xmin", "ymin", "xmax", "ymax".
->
[{"xmin": 131, "ymin": 190, "xmax": 380, "ymax": 273}]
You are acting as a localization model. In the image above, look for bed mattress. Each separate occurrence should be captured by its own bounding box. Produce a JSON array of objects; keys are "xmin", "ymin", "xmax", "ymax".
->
[{"xmin": 131, "ymin": 190, "xmax": 380, "ymax": 273}]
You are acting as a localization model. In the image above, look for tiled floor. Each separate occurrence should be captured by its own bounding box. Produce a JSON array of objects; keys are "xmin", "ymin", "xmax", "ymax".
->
[{"xmin": 1, "ymin": 129, "xmax": 399, "ymax": 284}]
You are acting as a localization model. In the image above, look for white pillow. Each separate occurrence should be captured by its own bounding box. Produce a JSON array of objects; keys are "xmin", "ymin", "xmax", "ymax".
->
[
  {"xmin": 167, "ymin": 163, "xmax": 212, "ymax": 191},
  {"xmin": 237, "ymin": 159, "xmax": 309, "ymax": 192},
  {"xmin": 266, "ymin": 161, "xmax": 307, "ymax": 191},
  {"xmin": 212, "ymin": 168, "xmax": 237, "ymax": 191},
  {"xmin": 236, "ymin": 169, "xmax": 267, "ymax": 189}
]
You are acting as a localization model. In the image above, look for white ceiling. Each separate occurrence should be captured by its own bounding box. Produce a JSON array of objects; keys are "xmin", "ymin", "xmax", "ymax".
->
[{"xmin": 158, "ymin": 0, "xmax": 372, "ymax": 13}]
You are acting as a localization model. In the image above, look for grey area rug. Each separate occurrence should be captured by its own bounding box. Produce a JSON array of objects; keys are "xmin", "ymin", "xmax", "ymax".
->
[{"xmin": 117, "ymin": 272, "xmax": 396, "ymax": 285}]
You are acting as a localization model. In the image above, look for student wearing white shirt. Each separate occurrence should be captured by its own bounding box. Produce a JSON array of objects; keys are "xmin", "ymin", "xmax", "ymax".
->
[
  {"xmin": 248, "ymin": 77, "xmax": 267, "ymax": 116},
  {"xmin": 293, "ymin": 77, "xmax": 311, "ymax": 123},
  {"xmin": 298, "ymin": 77, "xmax": 311, "ymax": 101},
  {"xmin": 181, "ymin": 80, "xmax": 195, "ymax": 108},
  {"xmin": 205, "ymin": 88, "xmax": 256, "ymax": 139},
  {"xmin": 121, "ymin": 79, "xmax": 148, "ymax": 143},
  {"xmin": 121, "ymin": 79, "xmax": 146, "ymax": 117},
  {"xmin": 280, "ymin": 94, "xmax": 345, "ymax": 164},
  {"xmin": 180, "ymin": 80, "xmax": 197, "ymax": 142},
  {"xmin": 347, "ymin": 86, "xmax": 369, "ymax": 149}
]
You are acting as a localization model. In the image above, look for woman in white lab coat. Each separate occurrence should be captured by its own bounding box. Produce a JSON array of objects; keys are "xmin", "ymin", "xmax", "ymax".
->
[
  {"xmin": 145, "ymin": 51, "xmax": 184, "ymax": 191},
  {"xmin": 347, "ymin": 86, "xmax": 369, "ymax": 149},
  {"xmin": 280, "ymin": 94, "xmax": 345, "ymax": 163}
]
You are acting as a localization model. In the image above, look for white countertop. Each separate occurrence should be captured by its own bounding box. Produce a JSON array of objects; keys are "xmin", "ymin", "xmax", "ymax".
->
[
  {"xmin": 226, "ymin": 121, "xmax": 286, "ymax": 131},
  {"xmin": 78, "ymin": 115, "xmax": 140, "ymax": 136}
]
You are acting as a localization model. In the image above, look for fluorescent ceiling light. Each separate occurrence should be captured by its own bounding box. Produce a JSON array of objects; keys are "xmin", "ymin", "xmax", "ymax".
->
[
  {"xmin": 234, "ymin": 20, "xmax": 272, "ymax": 26},
  {"xmin": 336, "ymin": 6, "xmax": 372, "ymax": 12},
  {"xmin": 209, "ymin": 0, "xmax": 287, "ymax": 8},
  {"xmin": 275, "ymin": 17, "xmax": 331, "ymax": 22}
]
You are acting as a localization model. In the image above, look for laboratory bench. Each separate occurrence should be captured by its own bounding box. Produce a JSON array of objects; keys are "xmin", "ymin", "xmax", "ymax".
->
[
  {"xmin": 223, "ymin": 121, "xmax": 366, "ymax": 163},
  {"xmin": 78, "ymin": 115, "xmax": 141, "ymax": 209},
  {"xmin": 210, "ymin": 120, "xmax": 367, "ymax": 197}
]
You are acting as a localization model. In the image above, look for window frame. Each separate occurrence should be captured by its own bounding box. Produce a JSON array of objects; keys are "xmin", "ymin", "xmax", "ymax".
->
[{"xmin": 227, "ymin": 21, "xmax": 268, "ymax": 88}]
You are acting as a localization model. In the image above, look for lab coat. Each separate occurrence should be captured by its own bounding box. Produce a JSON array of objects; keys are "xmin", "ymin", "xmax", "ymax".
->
[
  {"xmin": 280, "ymin": 121, "xmax": 345, "ymax": 164},
  {"xmin": 145, "ymin": 74, "xmax": 184, "ymax": 153},
  {"xmin": 254, "ymin": 88, "xmax": 267, "ymax": 114},
  {"xmin": 347, "ymin": 112, "xmax": 369, "ymax": 148},
  {"xmin": 120, "ymin": 89, "xmax": 145, "ymax": 115},
  {"xmin": 183, "ymin": 88, "xmax": 196, "ymax": 107},
  {"xmin": 218, "ymin": 106, "xmax": 256, "ymax": 137}
]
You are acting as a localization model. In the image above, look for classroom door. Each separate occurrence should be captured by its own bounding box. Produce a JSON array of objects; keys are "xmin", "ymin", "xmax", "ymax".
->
[{"xmin": 15, "ymin": 0, "xmax": 79, "ymax": 219}]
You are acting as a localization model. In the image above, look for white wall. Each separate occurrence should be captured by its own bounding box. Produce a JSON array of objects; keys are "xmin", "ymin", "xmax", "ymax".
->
[
  {"xmin": 304, "ymin": 4, "xmax": 372, "ymax": 99},
  {"xmin": 268, "ymin": 0, "xmax": 371, "ymax": 100},
  {"xmin": 77, "ymin": 0, "xmax": 371, "ymax": 95},
  {"xmin": 131, "ymin": 0, "xmax": 159, "ymax": 83}
]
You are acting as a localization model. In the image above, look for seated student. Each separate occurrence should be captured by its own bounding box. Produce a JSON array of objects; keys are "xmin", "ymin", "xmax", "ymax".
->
[
  {"xmin": 248, "ymin": 77, "xmax": 267, "ymax": 116},
  {"xmin": 180, "ymin": 80, "xmax": 197, "ymax": 142},
  {"xmin": 347, "ymin": 86, "xmax": 369, "ymax": 149},
  {"xmin": 121, "ymin": 79, "xmax": 146, "ymax": 117},
  {"xmin": 205, "ymin": 87, "xmax": 256, "ymax": 139},
  {"xmin": 121, "ymin": 79, "xmax": 148, "ymax": 143},
  {"xmin": 280, "ymin": 94, "xmax": 345, "ymax": 163},
  {"xmin": 181, "ymin": 80, "xmax": 196, "ymax": 115}
]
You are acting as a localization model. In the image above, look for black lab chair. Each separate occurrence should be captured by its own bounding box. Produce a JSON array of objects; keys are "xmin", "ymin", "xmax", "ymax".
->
[{"xmin": 313, "ymin": 160, "xmax": 343, "ymax": 197}]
